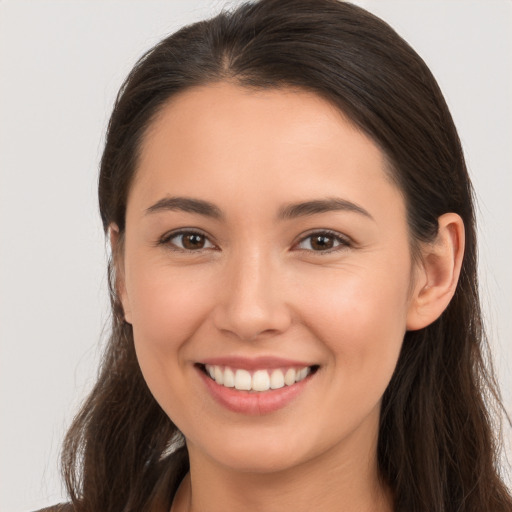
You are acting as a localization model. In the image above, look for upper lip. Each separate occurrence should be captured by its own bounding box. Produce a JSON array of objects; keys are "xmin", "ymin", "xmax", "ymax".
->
[{"xmin": 198, "ymin": 356, "xmax": 316, "ymax": 371}]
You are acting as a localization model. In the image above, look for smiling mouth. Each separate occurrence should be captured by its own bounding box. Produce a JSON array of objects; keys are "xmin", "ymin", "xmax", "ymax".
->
[{"xmin": 196, "ymin": 363, "xmax": 320, "ymax": 392}]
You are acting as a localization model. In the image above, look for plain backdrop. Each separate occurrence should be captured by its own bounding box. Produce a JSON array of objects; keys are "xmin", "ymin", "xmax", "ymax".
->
[{"xmin": 1, "ymin": 1, "xmax": 511, "ymax": 510}]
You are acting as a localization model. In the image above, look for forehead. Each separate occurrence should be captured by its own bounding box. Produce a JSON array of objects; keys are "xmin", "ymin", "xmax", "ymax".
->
[
  {"xmin": 139, "ymin": 82, "xmax": 376, "ymax": 171},
  {"xmin": 131, "ymin": 82, "xmax": 403, "ymax": 222}
]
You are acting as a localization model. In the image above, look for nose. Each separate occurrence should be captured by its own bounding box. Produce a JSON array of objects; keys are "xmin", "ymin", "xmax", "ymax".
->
[{"xmin": 212, "ymin": 251, "xmax": 292, "ymax": 341}]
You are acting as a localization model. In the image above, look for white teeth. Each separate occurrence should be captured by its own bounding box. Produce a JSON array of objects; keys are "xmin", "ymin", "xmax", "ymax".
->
[
  {"xmin": 234, "ymin": 369, "xmax": 252, "ymax": 390},
  {"xmin": 223, "ymin": 367, "xmax": 235, "ymax": 387},
  {"xmin": 214, "ymin": 365, "xmax": 224, "ymax": 385},
  {"xmin": 284, "ymin": 368, "xmax": 296, "ymax": 386},
  {"xmin": 296, "ymin": 367, "xmax": 309, "ymax": 382},
  {"xmin": 204, "ymin": 364, "xmax": 313, "ymax": 392},
  {"xmin": 252, "ymin": 370, "xmax": 270, "ymax": 391},
  {"xmin": 270, "ymin": 369, "xmax": 285, "ymax": 389}
]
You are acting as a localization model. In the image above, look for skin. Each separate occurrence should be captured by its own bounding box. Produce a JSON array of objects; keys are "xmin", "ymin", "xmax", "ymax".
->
[{"xmin": 113, "ymin": 82, "xmax": 464, "ymax": 512}]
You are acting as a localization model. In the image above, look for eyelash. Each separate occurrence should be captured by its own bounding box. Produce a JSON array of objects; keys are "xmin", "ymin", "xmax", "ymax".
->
[
  {"xmin": 293, "ymin": 229, "xmax": 352, "ymax": 253},
  {"xmin": 158, "ymin": 229, "xmax": 217, "ymax": 252},
  {"xmin": 158, "ymin": 229, "xmax": 352, "ymax": 254}
]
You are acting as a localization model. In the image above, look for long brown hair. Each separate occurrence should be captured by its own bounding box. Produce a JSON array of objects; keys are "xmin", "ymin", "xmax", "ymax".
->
[{"xmin": 61, "ymin": 1, "xmax": 512, "ymax": 511}]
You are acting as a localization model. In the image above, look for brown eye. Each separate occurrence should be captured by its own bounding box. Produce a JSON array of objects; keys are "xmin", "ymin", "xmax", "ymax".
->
[
  {"xmin": 310, "ymin": 234, "xmax": 335, "ymax": 250},
  {"xmin": 182, "ymin": 233, "xmax": 206, "ymax": 250},
  {"xmin": 297, "ymin": 231, "xmax": 349, "ymax": 252},
  {"xmin": 164, "ymin": 231, "xmax": 215, "ymax": 251}
]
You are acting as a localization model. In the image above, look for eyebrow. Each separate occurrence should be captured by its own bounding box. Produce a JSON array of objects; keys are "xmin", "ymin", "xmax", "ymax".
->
[
  {"xmin": 144, "ymin": 196, "xmax": 373, "ymax": 221},
  {"xmin": 145, "ymin": 196, "xmax": 223, "ymax": 219},
  {"xmin": 278, "ymin": 197, "xmax": 373, "ymax": 221}
]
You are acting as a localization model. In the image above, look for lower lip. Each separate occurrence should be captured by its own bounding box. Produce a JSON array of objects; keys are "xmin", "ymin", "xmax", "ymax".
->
[{"xmin": 197, "ymin": 367, "xmax": 314, "ymax": 415}]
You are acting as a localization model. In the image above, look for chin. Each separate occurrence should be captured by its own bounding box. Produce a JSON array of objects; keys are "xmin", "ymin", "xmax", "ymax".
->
[
  {"xmin": 208, "ymin": 444, "xmax": 309, "ymax": 474},
  {"xmin": 187, "ymin": 423, "xmax": 334, "ymax": 476}
]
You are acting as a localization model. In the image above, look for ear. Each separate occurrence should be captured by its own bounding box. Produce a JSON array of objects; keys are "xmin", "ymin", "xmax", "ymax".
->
[
  {"xmin": 109, "ymin": 224, "xmax": 132, "ymax": 324},
  {"xmin": 406, "ymin": 213, "xmax": 465, "ymax": 331}
]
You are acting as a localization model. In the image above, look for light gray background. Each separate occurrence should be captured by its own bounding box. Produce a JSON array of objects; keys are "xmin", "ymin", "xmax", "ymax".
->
[{"xmin": 1, "ymin": 1, "xmax": 511, "ymax": 510}]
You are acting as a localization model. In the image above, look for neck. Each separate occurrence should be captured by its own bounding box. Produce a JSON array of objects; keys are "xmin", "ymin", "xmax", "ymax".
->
[{"xmin": 171, "ymin": 425, "xmax": 393, "ymax": 512}]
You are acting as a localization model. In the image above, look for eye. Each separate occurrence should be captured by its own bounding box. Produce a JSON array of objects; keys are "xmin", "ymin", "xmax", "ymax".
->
[
  {"xmin": 295, "ymin": 230, "xmax": 350, "ymax": 252},
  {"xmin": 160, "ymin": 230, "xmax": 215, "ymax": 251}
]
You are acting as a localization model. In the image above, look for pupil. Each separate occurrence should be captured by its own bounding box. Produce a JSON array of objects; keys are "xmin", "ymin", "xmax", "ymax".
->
[
  {"xmin": 183, "ymin": 234, "xmax": 204, "ymax": 249},
  {"xmin": 312, "ymin": 235, "xmax": 333, "ymax": 250}
]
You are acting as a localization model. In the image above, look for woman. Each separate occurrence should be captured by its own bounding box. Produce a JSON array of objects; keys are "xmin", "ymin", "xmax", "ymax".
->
[{"xmin": 40, "ymin": 0, "xmax": 511, "ymax": 511}]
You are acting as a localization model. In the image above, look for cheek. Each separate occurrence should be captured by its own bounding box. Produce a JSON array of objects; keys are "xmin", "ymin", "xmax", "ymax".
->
[
  {"xmin": 300, "ymin": 263, "xmax": 409, "ymax": 401},
  {"xmin": 128, "ymin": 263, "xmax": 213, "ymax": 348},
  {"xmin": 125, "ymin": 262, "xmax": 215, "ymax": 406}
]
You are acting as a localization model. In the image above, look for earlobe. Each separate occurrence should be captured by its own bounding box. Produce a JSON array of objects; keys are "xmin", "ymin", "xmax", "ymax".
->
[
  {"xmin": 109, "ymin": 224, "xmax": 132, "ymax": 324},
  {"xmin": 406, "ymin": 213, "xmax": 465, "ymax": 331}
]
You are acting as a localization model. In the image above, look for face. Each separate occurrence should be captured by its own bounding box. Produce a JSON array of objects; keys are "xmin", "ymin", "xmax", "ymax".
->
[{"xmin": 118, "ymin": 82, "xmax": 421, "ymax": 474}]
